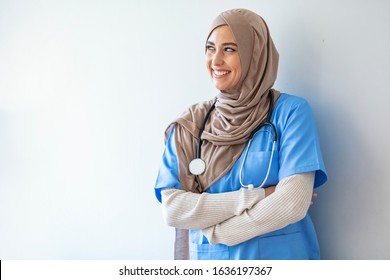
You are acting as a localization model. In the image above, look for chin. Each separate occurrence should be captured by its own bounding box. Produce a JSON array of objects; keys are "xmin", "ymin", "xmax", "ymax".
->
[{"xmin": 214, "ymin": 83, "xmax": 228, "ymax": 91}]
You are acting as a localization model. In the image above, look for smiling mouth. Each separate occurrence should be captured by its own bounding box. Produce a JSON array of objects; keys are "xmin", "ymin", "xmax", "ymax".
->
[{"xmin": 213, "ymin": 70, "xmax": 230, "ymax": 77}]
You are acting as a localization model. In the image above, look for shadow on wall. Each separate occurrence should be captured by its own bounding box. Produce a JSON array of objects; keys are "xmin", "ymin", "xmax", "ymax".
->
[
  {"xmin": 275, "ymin": 12, "xmax": 390, "ymax": 259},
  {"xmin": 310, "ymin": 96, "xmax": 389, "ymax": 259}
]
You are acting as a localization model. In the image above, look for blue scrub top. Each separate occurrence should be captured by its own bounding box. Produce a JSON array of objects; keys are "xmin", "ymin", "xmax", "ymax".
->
[{"xmin": 154, "ymin": 93, "xmax": 328, "ymax": 260}]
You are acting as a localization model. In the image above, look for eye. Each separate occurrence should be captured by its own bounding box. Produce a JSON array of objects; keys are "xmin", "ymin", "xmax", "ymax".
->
[
  {"xmin": 206, "ymin": 45, "xmax": 215, "ymax": 51},
  {"xmin": 224, "ymin": 47, "xmax": 236, "ymax": 52}
]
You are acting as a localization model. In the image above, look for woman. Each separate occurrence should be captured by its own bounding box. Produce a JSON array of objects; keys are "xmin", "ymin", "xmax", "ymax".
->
[{"xmin": 154, "ymin": 8, "xmax": 327, "ymax": 260}]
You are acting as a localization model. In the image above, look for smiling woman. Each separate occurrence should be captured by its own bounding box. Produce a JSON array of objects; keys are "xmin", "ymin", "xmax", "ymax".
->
[{"xmin": 154, "ymin": 8, "xmax": 327, "ymax": 260}]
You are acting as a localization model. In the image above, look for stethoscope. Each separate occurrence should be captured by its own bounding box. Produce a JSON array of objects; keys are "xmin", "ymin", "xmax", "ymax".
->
[{"xmin": 189, "ymin": 90, "xmax": 277, "ymax": 190}]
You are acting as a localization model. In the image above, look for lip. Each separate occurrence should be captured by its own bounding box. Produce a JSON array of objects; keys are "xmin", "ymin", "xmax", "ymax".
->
[{"xmin": 212, "ymin": 69, "xmax": 231, "ymax": 79}]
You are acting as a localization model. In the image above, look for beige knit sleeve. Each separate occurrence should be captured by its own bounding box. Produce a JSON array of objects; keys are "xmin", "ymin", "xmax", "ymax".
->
[
  {"xmin": 201, "ymin": 172, "xmax": 315, "ymax": 246},
  {"xmin": 161, "ymin": 187, "xmax": 265, "ymax": 230}
]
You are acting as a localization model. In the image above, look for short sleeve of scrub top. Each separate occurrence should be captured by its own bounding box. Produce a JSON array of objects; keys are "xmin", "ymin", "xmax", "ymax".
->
[
  {"xmin": 274, "ymin": 94, "xmax": 327, "ymax": 188},
  {"xmin": 154, "ymin": 126, "xmax": 181, "ymax": 203}
]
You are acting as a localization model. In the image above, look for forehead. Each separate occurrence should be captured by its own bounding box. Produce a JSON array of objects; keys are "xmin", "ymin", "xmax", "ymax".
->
[{"xmin": 207, "ymin": 25, "xmax": 237, "ymax": 43}]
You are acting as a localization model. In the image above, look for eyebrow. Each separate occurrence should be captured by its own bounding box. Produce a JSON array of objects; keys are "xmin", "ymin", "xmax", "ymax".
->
[{"xmin": 206, "ymin": 41, "xmax": 238, "ymax": 47}]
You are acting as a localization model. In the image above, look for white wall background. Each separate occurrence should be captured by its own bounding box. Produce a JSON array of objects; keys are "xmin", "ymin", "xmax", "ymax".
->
[{"xmin": 0, "ymin": 0, "xmax": 389, "ymax": 260}]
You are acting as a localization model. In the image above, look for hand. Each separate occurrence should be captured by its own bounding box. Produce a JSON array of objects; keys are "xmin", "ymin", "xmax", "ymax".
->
[
  {"xmin": 264, "ymin": 186, "xmax": 276, "ymax": 197},
  {"xmin": 310, "ymin": 192, "xmax": 318, "ymax": 206}
]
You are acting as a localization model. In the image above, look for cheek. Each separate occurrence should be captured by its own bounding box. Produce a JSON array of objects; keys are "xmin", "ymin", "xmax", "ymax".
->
[
  {"xmin": 234, "ymin": 58, "xmax": 242, "ymax": 80},
  {"xmin": 205, "ymin": 58, "xmax": 213, "ymax": 75}
]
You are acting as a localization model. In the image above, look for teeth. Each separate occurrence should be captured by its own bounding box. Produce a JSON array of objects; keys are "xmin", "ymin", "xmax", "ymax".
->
[{"xmin": 214, "ymin": 70, "xmax": 229, "ymax": 76}]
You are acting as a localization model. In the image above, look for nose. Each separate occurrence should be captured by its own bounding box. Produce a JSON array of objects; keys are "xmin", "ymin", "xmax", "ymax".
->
[{"xmin": 212, "ymin": 49, "xmax": 224, "ymax": 66}]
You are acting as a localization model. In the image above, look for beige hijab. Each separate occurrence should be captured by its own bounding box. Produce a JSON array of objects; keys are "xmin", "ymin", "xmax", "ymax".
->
[{"xmin": 166, "ymin": 8, "xmax": 280, "ymax": 259}]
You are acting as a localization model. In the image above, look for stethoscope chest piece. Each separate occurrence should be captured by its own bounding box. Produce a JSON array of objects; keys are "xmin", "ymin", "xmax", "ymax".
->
[{"xmin": 189, "ymin": 158, "xmax": 206, "ymax": 175}]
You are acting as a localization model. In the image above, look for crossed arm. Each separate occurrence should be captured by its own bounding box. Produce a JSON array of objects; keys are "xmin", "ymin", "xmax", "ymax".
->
[{"xmin": 161, "ymin": 172, "xmax": 315, "ymax": 246}]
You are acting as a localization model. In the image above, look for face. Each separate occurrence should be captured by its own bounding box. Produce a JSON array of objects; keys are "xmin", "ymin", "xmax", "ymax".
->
[{"xmin": 206, "ymin": 25, "xmax": 242, "ymax": 91}]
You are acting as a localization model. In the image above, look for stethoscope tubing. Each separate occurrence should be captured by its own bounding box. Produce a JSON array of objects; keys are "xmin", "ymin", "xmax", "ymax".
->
[
  {"xmin": 196, "ymin": 101, "xmax": 216, "ymax": 159},
  {"xmin": 239, "ymin": 125, "xmax": 277, "ymax": 189}
]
